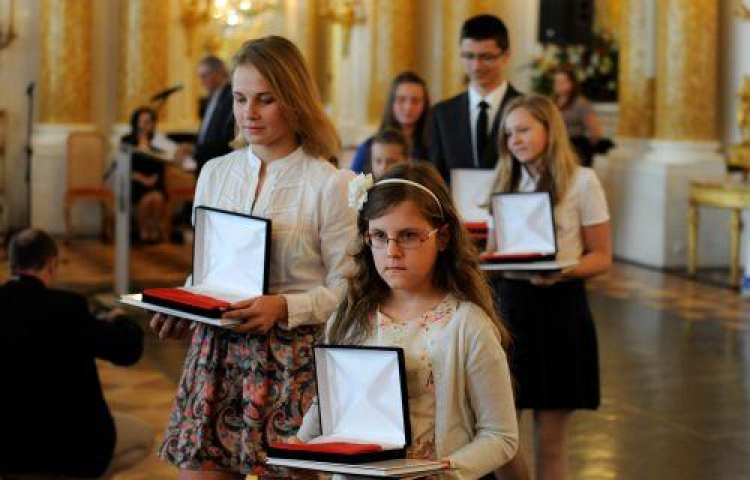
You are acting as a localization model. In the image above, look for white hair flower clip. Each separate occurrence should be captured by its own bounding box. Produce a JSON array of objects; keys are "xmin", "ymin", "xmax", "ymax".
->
[{"xmin": 348, "ymin": 173, "xmax": 374, "ymax": 211}]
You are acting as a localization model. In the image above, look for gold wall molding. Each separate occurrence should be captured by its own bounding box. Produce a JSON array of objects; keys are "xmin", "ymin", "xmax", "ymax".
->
[
  {"xmin": 39, "ymin": 0, "xmax": 93, "ymax": 124},
  {"xmin": 440, "ymin": 1, "xmax": 473, "ymax": 100},
  {"xmin": 655, "ymin": 0, "xmax": 718, "ymax": 141},
  {"xmin": 284, "ymin": 0, "xmax": 318, "ymax": 78},
  {"xmin": 439, "ymin": 0, "xmax": 502, "ymax": 100},
  {"xmin": 617, "ymin": 0, "xmax": 654, "ymax": 138},
  {"xmin": 595, "ymin": 0, "xmax": 621, "ymax": 39},
  {"xmin": 735, "ymin": 1, "xmax": 750, "ymax": 19},
  {"xmin": 0, "ymin": 0, "xmax": 17, "ymax": 50},
  {"xmin": 366, "ymin": 0, "xmax": 418, "ymax": 123},
  {"xmin": 119, "ymin": 0, "xmax": 169, "ymax": 121}
]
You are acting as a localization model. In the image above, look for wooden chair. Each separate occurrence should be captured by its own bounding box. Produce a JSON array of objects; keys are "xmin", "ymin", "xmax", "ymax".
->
[
  {"xmin": 163, "ymin": 164, "xmax": 196, "ymax": 239},
  {"xmin": 64, "ymin": 131, "xmax": 114, "ymax": 243}
]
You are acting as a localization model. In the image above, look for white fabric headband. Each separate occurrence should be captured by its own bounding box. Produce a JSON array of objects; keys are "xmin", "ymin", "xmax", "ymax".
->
[
  {"xmin": 375, "ymin": 179, "xmax": 443, "ymax": 216},
  {"xmin": 347, "ymin": 174, "xmax": 444, "ymax": 217}
]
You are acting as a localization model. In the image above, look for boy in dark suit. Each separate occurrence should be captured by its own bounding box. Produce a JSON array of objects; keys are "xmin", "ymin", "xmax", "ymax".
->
[
  {"xmin": 0, "ymin": 229, "xmax": 151, "ymax": 478},
  {"xmin": 429, "ymin": 14, "xmax": 522, "ymax": 183}
]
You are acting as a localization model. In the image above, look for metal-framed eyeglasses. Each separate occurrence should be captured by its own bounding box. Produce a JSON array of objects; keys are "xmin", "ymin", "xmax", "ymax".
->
[
  {"xmin": 364, "ymin": 228, "xmax": 440, "ymax": 250},
  {"xmin": 460, "ymin": 51, "xmax": 503, "ymax": 62}
]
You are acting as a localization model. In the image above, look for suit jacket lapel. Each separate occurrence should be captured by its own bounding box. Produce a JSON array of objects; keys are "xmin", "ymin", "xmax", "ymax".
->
[{"xmin": 456, "ymin": 93, "xmax": 474, "ymax": 168}]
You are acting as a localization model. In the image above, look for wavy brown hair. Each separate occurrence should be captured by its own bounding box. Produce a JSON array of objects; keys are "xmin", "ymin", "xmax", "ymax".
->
[
  {"xmin": 326, "ymin": 162, "xmax": 509, "ymax": 348},
  {"xmin": 494, "ymin": 94, "xmax": 580, "ymax": 203},
  {"xmin": 230, "ymin": 36, "xmax": 341, "ymax": 159}
]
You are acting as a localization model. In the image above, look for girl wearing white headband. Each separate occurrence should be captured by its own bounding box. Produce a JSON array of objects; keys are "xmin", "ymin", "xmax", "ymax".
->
[{"xmin": 291, "ymin": 162, "xmax": 519, "ymax": 479}]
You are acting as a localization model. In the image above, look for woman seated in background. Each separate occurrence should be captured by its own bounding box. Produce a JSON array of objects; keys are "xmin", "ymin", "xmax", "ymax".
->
[
  {"xmin": 350, "ymin": 71, "xmax": 430, "ymax": 173},
  {"xmin": 552, "ymin": 67, "xmax": 603, "ymax": 167},
  {"xmin": 120, "ymin": 106, "xmax": 169, "ymax": 243}
]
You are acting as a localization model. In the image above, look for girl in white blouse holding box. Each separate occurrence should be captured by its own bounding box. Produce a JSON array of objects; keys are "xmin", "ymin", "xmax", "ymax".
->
[
  {"xmin": 490, "ymin": 95, "xmax": 612, "ymax": 480},
  {"xmin": 150, "ymin": 36, "xmax": 357, "ymax": 478}
]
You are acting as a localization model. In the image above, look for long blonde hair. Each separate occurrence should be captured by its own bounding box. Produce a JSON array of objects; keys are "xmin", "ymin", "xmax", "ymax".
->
[
  {"xmin": 230, "ymin": 36, "xmax": 341, "ymax": 159},
  {"xmin": 326, "ymin": 163, "xmax": 509, "ymax": 349},
  {"xmin": 494, "ymin": 95, "xmax": 580, "ymax": 202}
]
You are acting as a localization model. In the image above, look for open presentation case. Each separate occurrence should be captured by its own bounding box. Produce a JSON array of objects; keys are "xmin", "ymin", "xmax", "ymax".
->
[
  {"xmin": 450, "ymin": 168, "xmax": 496, "ymax": 243},
  {"xmin": 480, "ymin": 191, "xmax": 576, "ymax": 272},
  {"xmin": 267, "ymin": 346, "xmax": 444, "ymax": 476},
  {"xmin": 119, "ymin": 206, "xmax": 271, "ymax": 327}
]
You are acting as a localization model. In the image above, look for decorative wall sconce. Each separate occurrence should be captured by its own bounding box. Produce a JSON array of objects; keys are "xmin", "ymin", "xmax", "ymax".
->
[
  {"xmin": 320, "ymin": 0, "xmax": 366, "ymax": 56},
  {"xmin": 0, "ymin": 0, "xmax": 16, "ymax": 50},
  {"xmin": 211, "ymin": 0, "xmax": 279, "ymax": 28},
  {"xmin": 181, "ymin": 0, "xmax": 278, "ymax": 54}
]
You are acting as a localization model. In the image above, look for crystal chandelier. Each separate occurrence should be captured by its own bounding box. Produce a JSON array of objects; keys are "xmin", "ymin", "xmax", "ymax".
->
[{"xmin": 210, "ymin": 0, "xmax": 279, "ymax": 28}]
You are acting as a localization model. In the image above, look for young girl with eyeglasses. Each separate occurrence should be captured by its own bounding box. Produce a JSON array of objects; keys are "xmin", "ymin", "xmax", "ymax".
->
[{"xmin": 290, "ymin": 163, "xmax": 518, "ymax": 479}]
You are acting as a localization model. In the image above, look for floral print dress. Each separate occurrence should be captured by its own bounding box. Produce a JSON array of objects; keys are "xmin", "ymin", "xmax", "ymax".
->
[
  {"xmin": 157, "ymin": 147, "xmax": 356, "ymax": 474},
  {"xmin": 367, "ymin": 294, "xmax": 458, "ymax": 462}
]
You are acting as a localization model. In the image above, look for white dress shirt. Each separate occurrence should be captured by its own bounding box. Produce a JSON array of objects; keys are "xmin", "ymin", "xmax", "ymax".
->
[
  {"xmin": 468, "ymin": 81, "xmax": 508, "ymax": 166},
  {"xmin": 192, "ymin": 146, "xmax": 357, "ymax": 329}
]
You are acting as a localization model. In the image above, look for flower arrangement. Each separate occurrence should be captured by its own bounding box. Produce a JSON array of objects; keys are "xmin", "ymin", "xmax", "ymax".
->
[{"xmin": 529, "ymin": 30, "xmax": 619, "ymax": 102}]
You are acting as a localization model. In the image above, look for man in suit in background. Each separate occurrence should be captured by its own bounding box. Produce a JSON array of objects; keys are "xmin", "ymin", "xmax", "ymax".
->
[
  {"xmin": 194, "ymin": 55, "xmax": 235, "ymax": 177},
  {"xmin": 0, "ymin": 229, "xmax": 151, "ymax": 478},
  {"xmin": 429, "ymin": 14, "xmax": 522, "ymax": 184}
]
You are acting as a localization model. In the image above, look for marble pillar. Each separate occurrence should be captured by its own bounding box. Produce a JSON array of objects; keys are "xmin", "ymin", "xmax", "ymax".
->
[
  {"xmin": 366, "ymin": 0, "xmax": 418, "ymax": 124},
  {"xmin": 617, "ymin": 0, "xmax": 654, "ymax": 140},
  {"xmin": 33, "ymin": 0, "xmax": 98, "ymax": 233},
  {"xmin": 39, "ymin": 0, "xmax": 93, "ymax": 124},
  {"xmin": 119, "ymin": 0, "xmax": 169, "ymax": 121}
]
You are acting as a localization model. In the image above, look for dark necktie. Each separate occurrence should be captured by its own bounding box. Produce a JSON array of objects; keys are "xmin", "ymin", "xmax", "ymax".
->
[{"xmin": 476, "ymin": 100, "xmax": 489, "ymax": 167}]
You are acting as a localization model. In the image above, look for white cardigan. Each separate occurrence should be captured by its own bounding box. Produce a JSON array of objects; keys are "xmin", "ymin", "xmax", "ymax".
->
[
  {"xmin": 193, "ymin": 147, "xmax": 357, "ymax": 329},
  {"xmin": 297, "ymin": 300, "xmax": 519, "ymax": 479}
]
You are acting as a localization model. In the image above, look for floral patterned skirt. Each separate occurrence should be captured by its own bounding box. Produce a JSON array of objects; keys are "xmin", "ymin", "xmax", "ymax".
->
[{"xmin": 158, "ymin": 323, "xmax": 318, "ymax": 474}]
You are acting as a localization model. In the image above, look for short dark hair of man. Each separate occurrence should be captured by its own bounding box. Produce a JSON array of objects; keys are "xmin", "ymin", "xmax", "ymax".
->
[
  {"xmin": 9, "ymin": 228, "xmax": 58, "ymax": 273},
  {"xmin": 460, "ymin": 14, "xmax": 510, "ymax": 52},
  {"xmin": 198, "ymin": 55, "xmax": 226, "ymax": 73},
  {"xmin": 373, "ymin": 128, "xmax": 410, "ymax": 156}
]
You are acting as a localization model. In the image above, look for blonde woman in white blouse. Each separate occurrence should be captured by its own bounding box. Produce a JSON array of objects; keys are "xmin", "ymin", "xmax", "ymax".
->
[{"xmin": 150, "ymin": 36, "xmax": 357, "ymax": 479}]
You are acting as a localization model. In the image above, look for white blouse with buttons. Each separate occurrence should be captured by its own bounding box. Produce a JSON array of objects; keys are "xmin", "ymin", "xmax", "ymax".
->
[{"xmin": 192, "ymin": 146, "xmax": 358, "ymax": 329}]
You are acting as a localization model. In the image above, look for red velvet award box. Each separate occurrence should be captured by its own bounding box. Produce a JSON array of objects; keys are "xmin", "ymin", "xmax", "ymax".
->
[
  {"xmin": 120, "ymin": 206, "xmax": 271, "ymax": 327},
  {"xmin": 267, "ymin": 345, "xmax": 412, "ymax": 464},
  {"xmin": 480, "ymin": 191, "xmax": 558, "ymax": 265}
]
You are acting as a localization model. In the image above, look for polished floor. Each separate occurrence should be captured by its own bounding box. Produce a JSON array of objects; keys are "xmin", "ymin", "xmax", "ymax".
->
[{"xmin": 1, "ymin": 240, "xmax": 748, "ymax": 479}]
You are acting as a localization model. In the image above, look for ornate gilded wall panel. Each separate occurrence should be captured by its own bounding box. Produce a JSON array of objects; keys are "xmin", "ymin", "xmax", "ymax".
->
[
  {"xmin": 440, "ymin": 1, "xmax": 473, "ymax": 99},
  {"xmin": 655, "ymin": 0, "xmax": 717, "ymax": 140},
  {"xmin": 39, "ymin": 0, "xmax": 93, "ymax": 124},
  {"xmin": 119, "ymin": 0, "xmax": 169, "ymax": 121},
  {"xmin": 438, "ymin": 0, "xmax": 501, "ymax": 100},
  {"xmin": 367, "ymin": 0, "xmax": 418, "ymax": 123},
  {"xmin": 618, "ymin": 0, "xmax": 654, "ymax": 138}
]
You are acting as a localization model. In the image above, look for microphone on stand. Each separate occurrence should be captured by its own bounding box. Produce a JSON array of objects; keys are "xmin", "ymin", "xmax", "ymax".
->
[
  {"xmin": 151, "ymin": 84, "xmax": 184, "ymax": 102},
  {"xmin": 24, "ymin": 82, "xmax": 36, "ymax": 227}
]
